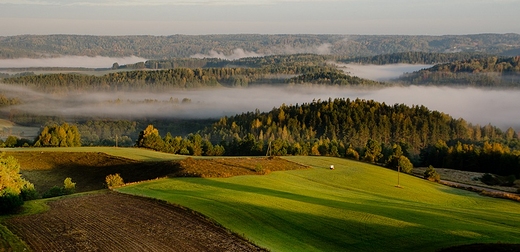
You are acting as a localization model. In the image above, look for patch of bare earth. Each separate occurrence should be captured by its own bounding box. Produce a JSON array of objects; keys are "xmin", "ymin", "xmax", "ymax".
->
[
  {"xmin": 5, "ymin": 192, "xmax": 266, "ymax": 252},
  {"xmin": 174, "ymin": 156, "xmax": 309, "ymax": 178}
]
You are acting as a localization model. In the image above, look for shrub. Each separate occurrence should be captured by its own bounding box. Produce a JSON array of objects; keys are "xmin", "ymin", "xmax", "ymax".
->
[
  {"xmin": 481, "ymin": 173, "xmax": 499, "ymax": 186},
  {"xmin": 20, "ymin": 182, "xmax": 39, "ymax": 201},
  {"xmin": 345, "ymin": 147, "xmax": 359, "ymax": 160},
  {"xmin": 106, "ymin": 173, "xmax": 125, "ymax": 188},
  {"xmin": 0, "ymin": 189, "xmax": 24, "ymax": 214},
  {"xmin": 254, "ymin": 164, "xmax": 263, "ymax": 173},
  {"xmin": 254, "ymin": 165, "xmax": 271, "ymax": 175},
  {"xmin": 63, "ymin": 177, "xmax": 76, "ymax": 194},
  {"xmin": 179, "ymin": 148, "xmax": 190, "ymax": 155},
  {"xmin": 42, "ymin": 186, "xmax": 64, "ymax": 198},
  {"xmin": 506, "ymin": 175, "xmax": 516, "ymax": 186},
  {"xmin": 398, "ymin": 156, "xmax": 413, "ymax": 174},
  {"xmin": 424, "ymin": 165, "xmax": 440, "ymax": 182},
  {"xmin": 0, "ymin": 153, "xmax": 36, "ymax": 213}
]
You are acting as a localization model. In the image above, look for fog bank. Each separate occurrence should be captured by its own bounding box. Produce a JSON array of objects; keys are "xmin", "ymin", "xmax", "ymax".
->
[
  {"xmin": 191, "ymin": 48, "xmax": 265, "ymax": 60},
  {"xmin": 0, "ymin": 56, "xmax": 147, "ymax": 68},
  {"xmin": 190, "ymin": 44, "xmax": 332, "ymax": 60},
  {"xmin": 0, "ymin": 84, "xmax": 518, "ymax": 131},
  {"xmin": 337, "ymin": 63, "xmax": 432, "ymax": 81}
]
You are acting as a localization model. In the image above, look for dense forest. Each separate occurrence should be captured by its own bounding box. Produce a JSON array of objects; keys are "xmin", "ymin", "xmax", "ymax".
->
[
  {"xmin": 286, "ymin": 70, "xmax": 381, "ymax": 86},
  {"xmin": 1, "ymin": 54, "xmax": 384, "ymax": 92},
  {"xmin": 398, "ymin": 56, "xmax": 520, "ymax": 86},
  {"xmin": 131, "ymin": 98, "xmax": 520, "ymax": 177},
  {"xmin": 1, "ymin": 34, "xmax": 519, "ymax": 59},
  {"xmin": 341, "ymin": 52, "xmax": 490, "ymax": 65},
  {"xmin": 0, "ymin": 115, "xmax": 214, "ymax": 148}
]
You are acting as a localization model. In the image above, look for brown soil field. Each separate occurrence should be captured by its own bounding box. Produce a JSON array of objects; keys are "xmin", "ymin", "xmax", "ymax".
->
[
  {"xmin": 174, "ymin": 156, "xmax": 309, "ymax": 178},
  {"xmin": 4, "ymin": 192, "xmax": 266, "ymax": 252}
]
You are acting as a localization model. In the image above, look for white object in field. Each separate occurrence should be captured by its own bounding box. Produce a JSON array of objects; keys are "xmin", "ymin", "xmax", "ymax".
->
[{"xmin": 330, "ymin": 165, "xmax": 334, "ymax": 170}]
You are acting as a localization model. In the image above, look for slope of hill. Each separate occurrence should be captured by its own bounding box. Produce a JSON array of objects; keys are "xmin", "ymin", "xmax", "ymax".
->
[
  {"xmin": 118, "ymin": 156, "xmax": 520, "ymax": 252},
  {"xmin": 398, "ymin": 56, "xmax": 520, "ymax": 86}
]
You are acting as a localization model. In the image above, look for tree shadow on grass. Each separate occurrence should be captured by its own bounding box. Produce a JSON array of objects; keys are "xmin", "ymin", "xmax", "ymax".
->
[
  {"xmin": 156, "ymin": 179, "xmax": 520, "ymax": 251},
  {"xmin": 173, "ymin": 178, "xmax": 520, "ymax": 251},
  {"xmin": 21, "ymin": 160, "xmax": 182, "ymax": 193}
]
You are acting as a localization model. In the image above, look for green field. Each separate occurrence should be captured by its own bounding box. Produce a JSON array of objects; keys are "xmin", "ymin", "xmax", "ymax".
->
[{"xmin": 118, "ymin": 156, "xmax": 520, "ymax": 252}]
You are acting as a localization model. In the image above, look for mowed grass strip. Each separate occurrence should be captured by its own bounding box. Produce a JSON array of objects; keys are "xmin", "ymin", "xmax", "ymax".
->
[{"xmin": 118, "ymin": 156, "xmax": 520, "ymax": 252}]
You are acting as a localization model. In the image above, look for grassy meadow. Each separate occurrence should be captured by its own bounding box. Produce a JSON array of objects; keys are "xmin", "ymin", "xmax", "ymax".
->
[{"xmin": 118, "ymin": 156, "xmax": 520, "ymax": 252}]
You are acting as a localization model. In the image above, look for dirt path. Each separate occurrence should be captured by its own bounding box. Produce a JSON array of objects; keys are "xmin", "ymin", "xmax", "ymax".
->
[{"xmin": 5, "ymin": 192, "xmax": 266, "ymax": 252}]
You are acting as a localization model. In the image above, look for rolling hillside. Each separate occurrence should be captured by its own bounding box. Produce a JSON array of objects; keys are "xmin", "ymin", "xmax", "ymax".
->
[{"xmin": 118, "ymin": 156, "xmax": 520, "ymax": 252}]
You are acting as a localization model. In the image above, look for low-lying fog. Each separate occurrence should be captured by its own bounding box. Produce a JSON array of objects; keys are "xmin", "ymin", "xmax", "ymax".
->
[
  {"xmin": 0, "ymin": 56, "xmax": 147, "ymax": 68},
  {"xmin": 337, "ymin": 63, "xmax": 432, "ymax": 81},
  {"xmin": 1, "ymin": 83, "xmax": 519, "ymax": 131}
]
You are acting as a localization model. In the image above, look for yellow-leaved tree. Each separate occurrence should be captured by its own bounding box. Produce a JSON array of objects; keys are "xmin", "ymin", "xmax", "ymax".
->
[{"xmin": 0, "ymin": 153, "xmax": 37, "ymax": 214}]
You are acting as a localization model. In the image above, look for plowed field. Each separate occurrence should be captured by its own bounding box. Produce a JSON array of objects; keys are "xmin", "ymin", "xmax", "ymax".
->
[{"xmin": 5, "ymin": 192, "xmax": 266, "ymax": 252}]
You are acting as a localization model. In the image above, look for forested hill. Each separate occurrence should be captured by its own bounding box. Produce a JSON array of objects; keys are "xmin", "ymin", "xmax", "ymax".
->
[
  {"xmin": 1, "ymin": 33, "xmax": 519, "ymax": 59},
  {"xmin": 398, "ymin": 56, "xmax": 520, "ymax": 86},
  {"xmin": 193, "ymin": 98, "xmax": 520, "ymax": 176},
  {"xmin": 200, "ymin": 98, "xmax": 509, "ymax": 155},
  {"xmin": 2, "ymin": 61, "xmax": 382, "ymax": 93},
  {"xmin": 341, "ymin": 52, "xmax": 489, "ymax": 65}
]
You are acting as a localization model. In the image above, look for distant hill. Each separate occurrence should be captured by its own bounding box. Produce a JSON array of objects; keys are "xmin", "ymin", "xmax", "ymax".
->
[
  {"xmin": 1, "ymin": 54, "xmax": 381, "ymax": 92},
  {"xmin": 398, "ymin": 56, "xmax": 520, "ymax": 86},
  {"xmin": 1, "ymin": 34, "xmax": 519, "ymax": 59},
  {"xmin": 340, "ymin": 52, "xmax": 490, "ymax": 65}
]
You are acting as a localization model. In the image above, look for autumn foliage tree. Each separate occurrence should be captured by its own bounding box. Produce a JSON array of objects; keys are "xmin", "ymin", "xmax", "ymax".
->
[
  {"xmin": 34, "ymin": 123, "xmax": 81, "ymax": 147},
  {"xmin": 424, "ymin": 165, "xmax": 441, "ymax": 182},
  {"xmin": 136, "ymin": 125, "xmax": 165, "ymax": 150},
  {"xmin": 0, "ymin": 153, "xmax": 36, "ymax": 214},
  {"xmin": 106, "ymin": 174, "xmax": 124, "ymax": 188}
]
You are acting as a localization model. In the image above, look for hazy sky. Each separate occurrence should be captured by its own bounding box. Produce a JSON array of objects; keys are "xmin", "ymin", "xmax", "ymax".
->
[{"xmin": 0, "ymin": 0, "xmax": 519, "ymax": 36}]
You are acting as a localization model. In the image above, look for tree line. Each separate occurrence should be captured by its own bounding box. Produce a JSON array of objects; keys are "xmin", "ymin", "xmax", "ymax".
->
[
  {"xmin": 0, "ymin": 94, "xmax": 21, "ymax": 106},
  {"xmin": 340, "ymin": 52, "xmax": 490, "ymax": 65},
  {"xmin": 2, "ymin": 65, "xmax": 378, "ymax": 93},
  {"xmin": 2, "ymin": 34, "xmax": 519, "ymax": 59},
  {"xmin": 286, "ymin": 70, "xmax": 382, "ymax": 86},
  {"xmin": 133, "ymin": 98, "xmax": 520, "ymax": 177},
  {"xmin": 420, "ymin": 140, "xmax": 520, "ymax": 177},
  {"xmin": 398, "ymin": 56, "xmax": 520, "ymax": 87},
  {"xmin": 33, "ymin": 123, "xmax": 81, "ymax": 147}
]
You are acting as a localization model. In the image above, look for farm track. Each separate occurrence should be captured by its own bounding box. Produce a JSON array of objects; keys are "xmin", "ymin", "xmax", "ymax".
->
[{"xmin": 5, "ymin": 192, "xmax": 266, "ymax": 252}]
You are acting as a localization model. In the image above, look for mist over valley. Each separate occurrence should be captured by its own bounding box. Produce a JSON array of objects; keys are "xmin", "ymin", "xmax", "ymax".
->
[
  {"xmin": 1, "ymin": 4, "xmax": 520, "ymax": 251},
  {"xmin": 1, "ymin": 82, "xmax": 519, "ymax": 131},
  {"xmin": 0, "ymin": 56, "xmax": 147, "ymax": 69},
  {"xmin": 337, "ymin": 63, "xmax": 433, "ymax": 81}
]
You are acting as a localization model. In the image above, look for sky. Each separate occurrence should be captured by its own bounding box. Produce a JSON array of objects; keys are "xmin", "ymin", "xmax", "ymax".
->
[{"xmin": 0, "ymin": 0, "xmax": 519, "ymax": 36}]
